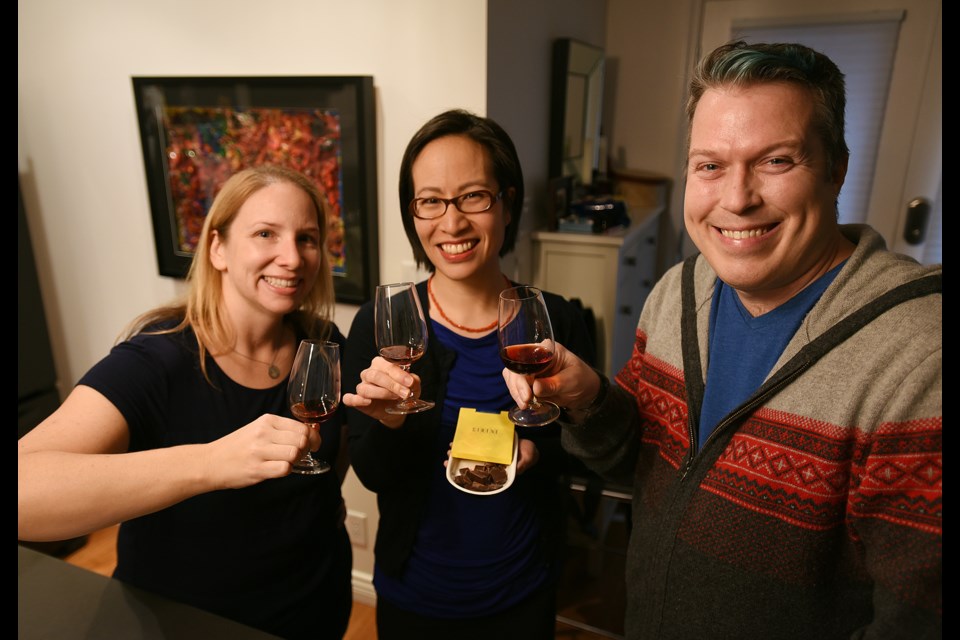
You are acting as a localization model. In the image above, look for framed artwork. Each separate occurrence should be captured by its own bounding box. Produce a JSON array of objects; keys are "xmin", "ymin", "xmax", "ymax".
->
[{"xmin": 132, "ymin": 75, "xmax": 379, "ymax": 304}]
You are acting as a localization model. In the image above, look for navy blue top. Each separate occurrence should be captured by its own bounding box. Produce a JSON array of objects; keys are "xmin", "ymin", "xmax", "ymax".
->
[
  {"xmin": 373, "ymin": 323, "xmax": 544, "ymax": 617},
  {"xmin": 78, "ymin": 321, "xmax": 352, "ymax": 639},
  {"xmin": 699, "ymin": 263, "xmax": 845, "ymax": 447},
  {"xmin": 344, "ymin": 279, "xmax": 597, "ymax": 620}
]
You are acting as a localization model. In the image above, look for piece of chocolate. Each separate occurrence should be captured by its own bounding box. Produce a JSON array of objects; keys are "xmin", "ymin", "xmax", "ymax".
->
[{"xmin": 454, "ymin": 462, "xmax": 509, "ymax": 492}]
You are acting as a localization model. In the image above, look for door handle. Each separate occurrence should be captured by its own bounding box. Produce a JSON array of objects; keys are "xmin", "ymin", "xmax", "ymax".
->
[{"xmin": 903, "ymin": 198, "xmax": 930, "ymax": 245}]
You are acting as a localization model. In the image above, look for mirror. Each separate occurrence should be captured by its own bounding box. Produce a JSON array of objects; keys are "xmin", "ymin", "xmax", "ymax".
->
[{"xmin": 549, "ymin": 38, "xmax": 605, "ymax": 188}]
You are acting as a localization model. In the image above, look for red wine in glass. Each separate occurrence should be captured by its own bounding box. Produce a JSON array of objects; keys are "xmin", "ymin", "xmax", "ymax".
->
[
  {"xmin": 378, "ymin": 345, "xmax": 426, "ymax": 369},
  {"xmin": 287, "ymin": 340, "xmax": 340, "ymax": 475},
  {"xmin": 291, "ymin": 399, "xmax": 338, "ymax": 425},
  {"xmin": 498, "ymin": 286, "xmax": 561, "ymax": 426},
  {"xmin": 500, "ymin": 344, "xmax": 554, "ymax": 375},
  {"xmin": 374, "ymin": 283, "xmax": 435, "ymax": 415}
]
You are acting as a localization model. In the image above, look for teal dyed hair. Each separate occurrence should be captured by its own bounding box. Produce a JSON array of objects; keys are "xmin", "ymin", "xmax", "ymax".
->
[{"xmin": 686, "ymin": 40, "xmax": 849, "ymax": 176}]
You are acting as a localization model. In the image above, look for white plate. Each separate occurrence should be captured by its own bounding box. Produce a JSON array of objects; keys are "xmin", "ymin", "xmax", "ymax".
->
[{"xmin": 447, "ymin": 433, "xmax": 518, "ymax": 496}]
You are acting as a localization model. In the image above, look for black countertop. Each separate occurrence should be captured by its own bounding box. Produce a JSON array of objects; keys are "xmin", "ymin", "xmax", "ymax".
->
[{"xmin": 18, "ymin": 544, "xmax": 280, "ymax": 639}]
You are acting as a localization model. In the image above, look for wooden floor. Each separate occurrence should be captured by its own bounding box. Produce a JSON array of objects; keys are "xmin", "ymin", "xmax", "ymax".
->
[
  {"xmin": 61, "ymin": 500, "xmax": 627, "ymax": 640},
  {"xmin": 60, "ymin": 525, "xmax": 379, "ymax": 639}
]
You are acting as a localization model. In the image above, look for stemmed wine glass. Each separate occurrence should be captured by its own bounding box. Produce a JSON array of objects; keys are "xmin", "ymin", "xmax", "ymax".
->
[
  {"xmin": 498, "ymin": 285, "xmax": 561, "ymax": 426},
  {"xmin": 287, "ymin": 339, "xmax": 340, "ymax": 475},
  {"xmin": 375, "ymin": 282, "xmax": 435, "ymax": 415}
]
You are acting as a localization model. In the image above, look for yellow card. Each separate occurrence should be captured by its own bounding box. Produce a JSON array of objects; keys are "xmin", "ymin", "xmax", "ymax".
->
[{"xmin": 450, "ymin": 408, "xmax": 515, "ymax": 465}]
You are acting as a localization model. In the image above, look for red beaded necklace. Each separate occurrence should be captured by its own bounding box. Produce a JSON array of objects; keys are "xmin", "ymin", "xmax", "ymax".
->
[{"xmin": 427, "ymin": 275, "xmax": 510, "ymax": 333}]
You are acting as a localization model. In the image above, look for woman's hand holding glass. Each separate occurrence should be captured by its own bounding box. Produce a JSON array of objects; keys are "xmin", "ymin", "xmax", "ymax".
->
[
  {"xmin": 342, "ymin": 356, "xmax": 430, "ymax": 427},
  {"xmin": 373, "ymin": 282, "xmax": 435, "ymax": 415},
  {"xmin": 204, "ymin": 413, "xmax": 323, "ymax": 488},
  {"xmin": 343, "ymin": 283, "xmax": 434, "ymax": 424}
]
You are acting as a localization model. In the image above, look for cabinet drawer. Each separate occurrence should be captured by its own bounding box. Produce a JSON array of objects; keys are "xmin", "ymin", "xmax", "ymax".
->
[
  {"xmin": 532, "ymin": 206, "xmax": 663, "ymax": 378},
  {"xmin": 615, "ymin": 229, "xmax": 657, "ymax": 318},
  {"xmin": 609, "ymin": 221, "xmax": 659, "ymax": 376}
]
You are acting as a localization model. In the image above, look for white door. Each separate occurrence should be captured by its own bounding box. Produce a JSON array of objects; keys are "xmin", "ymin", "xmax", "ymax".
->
[{"xmin": 699, "ymin": 0, "xmax": 941, "ymax": 264}]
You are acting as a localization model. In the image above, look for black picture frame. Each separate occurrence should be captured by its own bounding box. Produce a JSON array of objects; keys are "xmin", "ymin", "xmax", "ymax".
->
[{"xmin": 132, "ymin": 75, "xmax": 379, "ymax": 305}]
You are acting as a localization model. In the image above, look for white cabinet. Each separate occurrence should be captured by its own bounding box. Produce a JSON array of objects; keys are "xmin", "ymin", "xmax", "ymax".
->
[{"xmin": 532, "ymin": 207, "xmax": 662, "ymax": 378}]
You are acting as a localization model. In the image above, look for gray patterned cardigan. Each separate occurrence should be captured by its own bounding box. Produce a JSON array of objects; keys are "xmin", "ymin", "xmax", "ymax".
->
[{"xmin": 562, "ymin": 224, "xmax": 941, "ymax": 640}]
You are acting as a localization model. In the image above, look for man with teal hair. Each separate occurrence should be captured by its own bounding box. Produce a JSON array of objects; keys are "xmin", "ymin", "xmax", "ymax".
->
[{"xmin": 504, "ymin": 40, "xmax": 941, "ymax": 639}]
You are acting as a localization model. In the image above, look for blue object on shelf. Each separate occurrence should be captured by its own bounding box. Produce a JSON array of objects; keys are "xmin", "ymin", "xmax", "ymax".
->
[
  {"xmin": 557, "ymin": 217, "xmax": 596, "ymax": 233},
  {"xmin": 564, "ymin": 198, "xmax": 631, "ymax": 233}
]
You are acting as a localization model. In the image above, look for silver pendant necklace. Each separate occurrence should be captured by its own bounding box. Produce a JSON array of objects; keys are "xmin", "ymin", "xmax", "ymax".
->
[{"xmin": 232, "ymin": 336, "xmax": 283, "ymax": 379}]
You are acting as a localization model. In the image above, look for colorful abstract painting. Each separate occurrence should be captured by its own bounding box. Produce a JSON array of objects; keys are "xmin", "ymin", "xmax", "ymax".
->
[{"xmin": 162, "ymin": 106, "xmax": 347, "ymax": 274}]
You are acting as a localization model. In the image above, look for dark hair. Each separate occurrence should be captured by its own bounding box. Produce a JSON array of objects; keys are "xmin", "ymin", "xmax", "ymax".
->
[
  {"xmin": 686, "ymin": 40, "xmax": 849, "ymax": 176},
  {"xmin": 398, "ymin": 109, "xmax": 524, "ymax": 270}
]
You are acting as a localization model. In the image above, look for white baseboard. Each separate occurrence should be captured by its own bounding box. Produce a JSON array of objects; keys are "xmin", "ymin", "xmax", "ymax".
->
[{"xmin": 351, "ymin": 569, "xmax": 377, "ymax": 607}]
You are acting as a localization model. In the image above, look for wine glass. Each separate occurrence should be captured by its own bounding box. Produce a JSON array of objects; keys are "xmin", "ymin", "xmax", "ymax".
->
[
  {"xmin": 287, "ymin": 339, "xmax": 340, "ymax": 475},
  {"xmin": 498, "ymin": 285, "xmax": 561, "ymax": 426},
  {"xmin": 375, "ymin": 282, "xmax": 435, "ymax": 415}
]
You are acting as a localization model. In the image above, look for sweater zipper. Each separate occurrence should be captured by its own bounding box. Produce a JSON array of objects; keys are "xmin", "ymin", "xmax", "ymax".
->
[
  {"xmin": 679, "ymin": 358, "xmax": 813, "ymax": 481},
  {"xmin": 679, "ymin": 271, "xmax": 943, "ymax": 482}
]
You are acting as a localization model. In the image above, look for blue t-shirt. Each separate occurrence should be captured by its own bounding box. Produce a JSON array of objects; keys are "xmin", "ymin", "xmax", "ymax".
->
[{"xmin": 698, "ymin": 263, "xmax": 844, "ymax": 448}]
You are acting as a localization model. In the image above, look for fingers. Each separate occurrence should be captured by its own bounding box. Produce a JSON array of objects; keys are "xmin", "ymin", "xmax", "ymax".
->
[
  {"xmin": 258, "ymin": 416, "xmax": 318, "ymax": 466},
  {"xmin": 342, "ymin": 392, "xmax": 372, "ymax": 408},
  {"xmin": 270, "ymin": 415, "xmax": 316, "ymax": 448},
  {"xmin": 210, "ymin": 415, "xmax": 316, "ymax": 488},
  {"xmin": 502, "ymin": 368, "xmax": 534, "ymax": 409},
  {"xmin": 359, "ymin": 357, "xmax": 416, "ymax": 400},
  {"xmin": 504, "ymin": 342, "xmax": 595, "ymax": 410},
  {"xmin": 516, "ymin": 439, "xmax": 540, "ymax": 475},
  {"xmin": 342, "ymin": 358, "xmax": 422, "ymax": 428},
  {"xmin": 443, "ymin": 441, "xmax": 453, "ymax": 468}
]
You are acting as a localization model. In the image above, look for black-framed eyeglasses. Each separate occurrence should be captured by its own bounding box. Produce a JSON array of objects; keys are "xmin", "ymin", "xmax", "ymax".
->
[{"xmin": 409, "ymin": 190, "xmax": 503, "ymax": 220}]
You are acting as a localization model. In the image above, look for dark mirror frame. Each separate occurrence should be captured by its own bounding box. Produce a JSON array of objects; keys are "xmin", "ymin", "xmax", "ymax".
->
[{"xmin": 548, "ymin": 38, "xmax": 605, "ymax": 188}]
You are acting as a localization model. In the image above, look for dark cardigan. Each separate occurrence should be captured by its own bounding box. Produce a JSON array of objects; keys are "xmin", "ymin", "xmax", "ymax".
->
[{"xmin": 343, "ymin": 279, "xmax": 596, "ymax": 577}]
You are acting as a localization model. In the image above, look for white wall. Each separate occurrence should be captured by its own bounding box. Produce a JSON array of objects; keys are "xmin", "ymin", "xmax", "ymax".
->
[
  {"xmin": 18, "ymin": 0, "xmax": 488, "ymax": 600},
  {"xmin": 605, "ymin": 0, "xmax": 698, "ymax": 271},
  {"xmin": 487, "ymin": 0, "xmax": 607, "ymax": 283},
  {"xmin": 18, "ymin": 0, "xmax": 488, "ymax": 391},
  {"xmin": 19, "ymin": 0, "xmax": 693, "ymax": 603}
]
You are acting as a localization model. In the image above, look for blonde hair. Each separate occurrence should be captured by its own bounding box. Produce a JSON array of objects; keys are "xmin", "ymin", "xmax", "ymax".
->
[{"xmin": 122, "ymin": 164, "xmax": 336, "ymax": 381}]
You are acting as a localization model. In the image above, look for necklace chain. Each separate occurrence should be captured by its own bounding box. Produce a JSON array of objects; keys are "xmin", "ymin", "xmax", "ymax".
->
[
  {"xmin": 427, "ymin": 275, "xmax": 510, "ymax": 333},
  {"xmin": 232, "ymin": 332, "xmax": 283, "ymax": 379}
]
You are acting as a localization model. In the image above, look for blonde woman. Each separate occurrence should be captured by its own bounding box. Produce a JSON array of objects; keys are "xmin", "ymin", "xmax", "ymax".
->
[{"xmin": 18, "ymin": 165, "xmax": 353, "ymax": 639}]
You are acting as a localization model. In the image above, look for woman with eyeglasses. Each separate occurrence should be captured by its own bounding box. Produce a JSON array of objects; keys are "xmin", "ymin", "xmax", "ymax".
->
[{"xmin": 342, "ymin": 109, "xmax": 596, "ymax": 639}]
